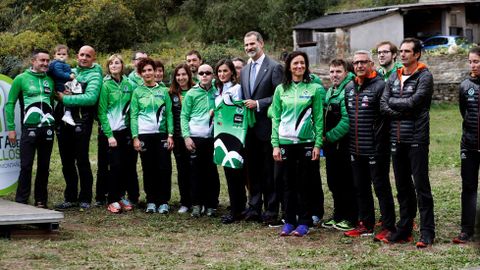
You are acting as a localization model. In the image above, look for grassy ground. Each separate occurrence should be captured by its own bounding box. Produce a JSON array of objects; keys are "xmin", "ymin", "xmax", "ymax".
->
[{"xmin": 0, "ymin": 104, "xmax": 479, "ymax": 269}]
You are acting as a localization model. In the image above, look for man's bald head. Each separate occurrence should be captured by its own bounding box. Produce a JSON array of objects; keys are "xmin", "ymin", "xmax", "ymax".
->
[
  {"xmin": 197, "ymin": 64, "xmax": 214, "ymax": 87},
  {"xmin": 78, "ymin": 45, "xmax": 96, "ymax": 68}
]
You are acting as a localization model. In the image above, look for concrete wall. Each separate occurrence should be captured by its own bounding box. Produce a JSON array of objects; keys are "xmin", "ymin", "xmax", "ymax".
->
[
  {"xmin": 350, "ymin": 13, "xmax": 404, "ymax": 51},
  {"xmin": 298, "ymin": 32, "xmax": 337, "ymax": 65}
]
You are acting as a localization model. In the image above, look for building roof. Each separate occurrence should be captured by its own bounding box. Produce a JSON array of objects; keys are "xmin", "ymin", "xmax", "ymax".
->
[
  {"xmin": 293, "ymin": 10, "xmax": 389, "ymax": 30},
  {"xmin": 293, "ymin": 0, "xmax": 480, "ymax": 31}
]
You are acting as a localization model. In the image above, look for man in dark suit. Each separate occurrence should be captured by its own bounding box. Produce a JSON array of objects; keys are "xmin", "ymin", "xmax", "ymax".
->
[{"xmin": 241, "ymin": 31, "xmax": 284, "ymax": 224}]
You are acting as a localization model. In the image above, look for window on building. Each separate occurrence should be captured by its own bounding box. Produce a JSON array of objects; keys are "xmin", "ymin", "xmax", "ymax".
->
[
  {"xmin": 296, "ymin": 30, "xmax": 316, "ymax": 47},
  {"xmin": 449, "ymin": 27, "xmax": 463, "ymax": 36},
  {"xmin": 450, "ymin": 14, "xmax": 457, "ymax": 26}
]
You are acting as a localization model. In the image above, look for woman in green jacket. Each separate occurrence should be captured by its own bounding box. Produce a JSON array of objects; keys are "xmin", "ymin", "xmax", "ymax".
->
[
  {"xmin": 131, "ymin": 58, "xmax": 174, "ymax": 214},
  {"xmin": 271, "ymin": 51, "xmax": 323, "ymax": 237},
  {"xmin": 97, "ymin": 54, "xmax": 137, "ymax": 213}
]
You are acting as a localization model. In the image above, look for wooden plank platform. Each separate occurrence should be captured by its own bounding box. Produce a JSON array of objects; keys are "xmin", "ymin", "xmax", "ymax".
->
[{"xmin": 0, "ymin": 199, "xmax": 64, "ymax": 226}]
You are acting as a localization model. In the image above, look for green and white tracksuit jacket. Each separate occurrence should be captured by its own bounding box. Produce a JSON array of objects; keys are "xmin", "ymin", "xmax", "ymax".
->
[
  {"xmin": 181, "ymin": 84, "xmax": 216, "ymax": 138},
  {"xmin": 6, "ymin": 69, "xmax": 55, "ymax": 130},
  {"xmin": 63, "ymin": 63, "xmax": 103, "ymax": 107},
  {"xmin": 271, "ymin": 81, "xmax": 324, "ymax": 148},
  {"xmin": 97, "ymin": 75, "xmax": 134, "ymax": 138},
  {"xmin": 130, "ymin": 83, "xmax": 173, "ymax": 137}
]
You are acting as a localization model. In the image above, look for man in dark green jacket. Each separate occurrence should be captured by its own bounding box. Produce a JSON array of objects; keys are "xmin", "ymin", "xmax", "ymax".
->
[
  {"xmin": 55, "ymin": 45, "xmax": 103, "ymax": 211},
  {"xmin": 321, "ymin": 59, "xmax": 357, "ymax": 231},
  {"xmin": 6, "ymin": 49, "xmax": 55, "ymax": 208}
]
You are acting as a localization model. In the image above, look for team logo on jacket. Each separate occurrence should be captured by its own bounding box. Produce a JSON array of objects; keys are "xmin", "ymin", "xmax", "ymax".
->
[
  {"xmin": 123, "ymin": 86, "xmax": 130, "ymax": 93},
  {"xmin": 173, "ymin": 96, "xmax": 179, "ymax": 102},
  {"xmin": 236, "ymin": 107, "xmax": 244, "ymax": 114},
  {"xmin": 468, "ymin": 88, "xmax": 475, "ymax": 96},
  {"xmin": 300, "ymin": 90, "xmax": 311, "ymax": 99},
  {"xmin": 361, "ymin": 96, "xmax": 369, "ymax": 107},
  {"xmin": 43, "ymin": 80, "xmax": 51, "ymax": 94},
  {"xmin": 461, "ymin": 152, "xmax": 467, "ymax": 159},
  {"xmin": 394, "ymin": 79, "xmax": 400, "ymax": 86},
  {"xmin": 349, "ymin": 89, "xmax": 354, "ymax": 96}
]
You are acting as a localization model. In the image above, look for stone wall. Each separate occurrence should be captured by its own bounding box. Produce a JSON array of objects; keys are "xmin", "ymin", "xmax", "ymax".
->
[{"xmin": 312, "ymin": 53, "xmax": 470, "ymax": 103}]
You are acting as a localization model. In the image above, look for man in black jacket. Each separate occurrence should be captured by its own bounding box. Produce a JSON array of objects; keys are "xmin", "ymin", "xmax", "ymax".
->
[
  {"xmin": 380, "ymin": 38, "xmax": 435, "ymax": 248},
  {"xmin": 343, "ymin": 50, "xmax": 395, "ymax": 241},
  {"xmin": 453, "ymin": 46, "xmax": 480, "ymax": 244}
]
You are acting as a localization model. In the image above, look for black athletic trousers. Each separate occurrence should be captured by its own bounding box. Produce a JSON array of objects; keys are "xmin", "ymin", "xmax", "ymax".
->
[
  {"xmin": 391, "ymin": 143, "xmax": 435, "ymax": 239},
  {"xmin": 189, "ymin": 137, "xmax": 220, "ymax": 209},
  {"xmin": 56, "ymin": 119, "xmax": 94, "ymax": 203},
  {"xmin": 351, "ymin": 154, "xmax": 395, "ymax": 230},
  {"xmin": 324, "ymin": 139, "xmax": 357, "ymax": 224},
  {"xmin": 107, "ymin": 129, "xmax": 138, "ymax": 204},
  {"xmin": 460, "ymin": 149, "xmax": 479, "ymax": 236},
  {"xmin": 173, "ymin": 136, "xmax": 191, "ymax": 207},
  {"xmin": 245, "ymin": 131, "xmax": 278, "ymax": 218},
  {"xmin": 138, "ymin": 133, "xmax": 172, "ymax": 205},
  {"xmin": 95, "ymin": 128, "xmax": 109, "ymax": 203},
  {"xmin": 276, "ymin": 143, "xmax": 317, "ymax": 226},
  {"xmin": 224, "ymin": 166, "xmax": 247, "ymax": 216},
  {"xmin": 15, "ymin": 126, "xmax": 54, "ymax": 205}
]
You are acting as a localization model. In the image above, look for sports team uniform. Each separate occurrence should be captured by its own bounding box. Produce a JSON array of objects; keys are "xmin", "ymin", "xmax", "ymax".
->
[
  {"xmin": 130, "ymin": 83, "xmax": 173, "ymax": 207},
  {"xmin": 6, "ymin": 68, "xmax": 55, "ymax": 206},
  {"xmin": 271, "ymin": 81, "xmax": 323, "ymax": 228}
]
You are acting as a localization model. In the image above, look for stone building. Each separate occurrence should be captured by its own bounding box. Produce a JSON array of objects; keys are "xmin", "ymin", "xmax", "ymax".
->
[{"xmin": 293, "ymin": 0, "xmax": 480, "ymax": 65}]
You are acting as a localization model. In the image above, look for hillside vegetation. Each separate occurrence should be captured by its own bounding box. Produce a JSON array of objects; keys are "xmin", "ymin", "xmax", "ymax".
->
[{"xmin": 0, "ymin": 0, "xmax": 415, "ymax": 77}]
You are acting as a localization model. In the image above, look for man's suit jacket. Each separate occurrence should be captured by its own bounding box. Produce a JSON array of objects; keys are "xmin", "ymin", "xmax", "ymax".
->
[{"xmin": 241, "ymin": 55, "xmax": 283, "ymax": 141}]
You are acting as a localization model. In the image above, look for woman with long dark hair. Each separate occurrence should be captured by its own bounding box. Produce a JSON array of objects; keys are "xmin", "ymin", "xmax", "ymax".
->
[
  {"xmin": 169, "ymin": 64, "xmax": 194, "ymax": 213},
  {"xmin": 270, "ymin": 51, "xmax": 323, "ymax": 236},
  {"xmin": 212, "ymin": 59, "xmax": 250, "ymax": 224}
]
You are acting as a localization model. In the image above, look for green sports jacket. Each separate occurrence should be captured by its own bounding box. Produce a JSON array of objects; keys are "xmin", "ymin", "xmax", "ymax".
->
[
  {"xmin": 377, "ymin": 62, "xmax": 403, "ymax": 82},
  {"xmin": 130, "ymin": 83, "xmax": 173, "ymax": 137},
  {"xmin": 6, "ymin": 69, "xmax": 55, "ymax": 130},
  {"xmin": 323, "ymin": 72, "xmax": 355, "ymax": 143},
  {"xmin": 128, "ymin": 70, "xmax": 143, "ymax": 87},
  {"xmin": 180, "ymin": 84, "xmax": 216, "ymax": 138},
  {"xmin": 63, "ymin": 63, "xmax": 103, "ymax": 107},
  {"xmin": 271, "ymin": 81, "xmax": 324, "ymax": 148},
  {"xmin": 98, "ymin": 75, "xmax": 134, "ymax": 138}
]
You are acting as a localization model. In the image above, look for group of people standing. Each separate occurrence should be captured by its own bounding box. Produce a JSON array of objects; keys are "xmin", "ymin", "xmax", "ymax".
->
[{"xmin": 6, "ymin": 30, "xmax": 480, "ymax": 247}]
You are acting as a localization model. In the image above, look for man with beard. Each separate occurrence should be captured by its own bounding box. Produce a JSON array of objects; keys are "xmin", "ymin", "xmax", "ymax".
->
[
  {"xmin": 186, "ymin": 50, "xmax": 202, "ymax": 84},
  {"xmin": 376, "ymin": 41, "xmax": 402, "ymax": 82},
  {"xmin": 240, "ymin": 31, "xmax": 284, "ymax": 225}
]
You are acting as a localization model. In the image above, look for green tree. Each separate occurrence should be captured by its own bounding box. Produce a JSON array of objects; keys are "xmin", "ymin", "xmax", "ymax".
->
[{"xmin": 59, "ymin": 0, "xmax": 139, "ymax": 52}]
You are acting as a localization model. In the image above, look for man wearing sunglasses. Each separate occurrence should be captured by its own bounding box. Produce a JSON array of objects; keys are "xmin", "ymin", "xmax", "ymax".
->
[
  {"xmin": 376, "ymin": 41, "xmax": 403, "ymax": 82},
  {"xmin": 380, "ymin": 38, "xmax": 435, "ymax": 248},
  {"xmin": 343, "ymin": 50, "xmax": 396, "ymax": 243},
  {"xmin": 181, "ymin": 64, "xmax": 220, "ymax": 218}
]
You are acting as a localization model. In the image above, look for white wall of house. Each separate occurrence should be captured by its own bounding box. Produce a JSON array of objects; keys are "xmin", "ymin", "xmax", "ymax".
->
[{"xmin": 349, "ymin": 13, "xmax": 404, "ymax": 51}]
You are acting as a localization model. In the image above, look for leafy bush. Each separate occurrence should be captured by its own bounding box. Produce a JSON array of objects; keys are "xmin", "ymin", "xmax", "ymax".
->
[
  {"xmin": 200, "ymin": 44, "xmax": 244, "ymax": 67},
  {"xmin": 0, "ymin": 30, "xmax": 63, "ymax": 77}
]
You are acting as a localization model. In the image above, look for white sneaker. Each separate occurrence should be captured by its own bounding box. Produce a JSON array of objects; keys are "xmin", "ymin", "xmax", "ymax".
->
[
  {"xmin": 158, "ymin": 204, "xmax": 169, "ymax": 214},
  {"xmin": 177, "ymin": 206, "xmax": 189, "ymax": 214},
  {"xmin": 62, "ymin": 114, "xmax": 76, "ymax": 126}
]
